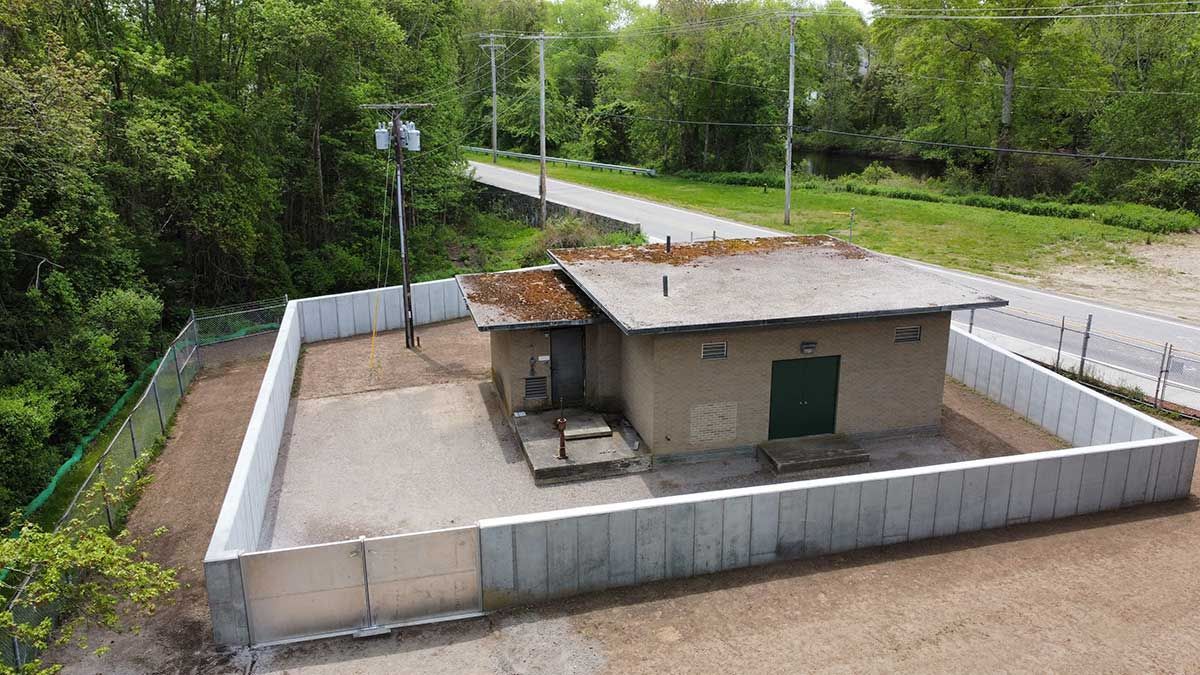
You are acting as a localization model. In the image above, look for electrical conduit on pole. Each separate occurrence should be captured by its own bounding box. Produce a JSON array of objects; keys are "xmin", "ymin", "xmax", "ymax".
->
[{"xmin": 393, "ymin": 114, "xmax": 415, "ymax": 350}]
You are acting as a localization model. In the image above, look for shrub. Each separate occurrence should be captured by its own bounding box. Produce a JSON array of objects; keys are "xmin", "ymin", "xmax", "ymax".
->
[
  {"xmin": 1120, "ymin": 165, "xmax": 1200, "ymax": 214},
  {"xmin": 1066, "ymin": 182, "xmax": 1104, "ymax": 204},
  {"xmin": 85, "ymin": 288, "xmax": 163, "ymax": 376},
  {"xmin": 939, "ymin": 164, "xmax": 977, "ymax": 196},
  {"xmin": 0, "ymin": 387, "xmax": 57, "ymax": 516},
  {"xmin": 858, "ymin": 161, "xmax": 898, "ymax": 184},
  {"xmin": 519, "ymin": 216, "xmax": 644, "ymax": 266}
]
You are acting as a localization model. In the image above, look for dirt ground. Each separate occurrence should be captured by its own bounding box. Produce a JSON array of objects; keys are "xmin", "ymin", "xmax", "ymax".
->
[
  {"xmin": 1038, "ymin": 232, "xmax": 1200, "ymax": 323},
  {"xmin": 54, "ymin": 342, "xmax": 271, "ymax": 675},
  {"xmin": 294, "ymin": 320, "xmax": 491, "ymax": 400},
  {"xmin": 45, "ymin": 332, "xmax": 1200, "ymax": 675}
]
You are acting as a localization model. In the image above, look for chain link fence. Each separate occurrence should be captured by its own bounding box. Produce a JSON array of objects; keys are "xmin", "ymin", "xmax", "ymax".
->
[
  {"xmin": 194, "ymin": 296, "xmax": 288, "ymax": 346},
  {"xmin": 1, "ymin": 321, "xmax": 204, "ymax": 668},
  {"xmin": 967, "ymin": 306, "xmax": 1200, "ymax": 418}
]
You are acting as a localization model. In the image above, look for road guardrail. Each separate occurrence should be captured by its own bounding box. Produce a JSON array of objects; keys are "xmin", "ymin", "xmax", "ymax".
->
[{"xmin": 463, "ymin": 146, "xmax": 657, "ymax": 176}]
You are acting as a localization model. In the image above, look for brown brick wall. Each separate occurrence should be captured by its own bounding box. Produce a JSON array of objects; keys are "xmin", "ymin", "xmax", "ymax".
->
[
  {"xmin": 619, "ymin": 333, "xmax": 657, "ymax": 444},
  {"xmin": 585, "ymin": 322, "xmax": 623, "ymax": 410},
  {"xmin": 645, "ymin": 314, "xmax": 951, "ymax": 454},
  {"xmin": 489, "ymin": 328, "xmax": 554, "ymax": 413}
]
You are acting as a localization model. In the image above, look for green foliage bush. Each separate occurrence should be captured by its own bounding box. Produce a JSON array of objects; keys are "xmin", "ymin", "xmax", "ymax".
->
[
  {"xmin": 520, "ymin": 216, "xmax": 645, "ymax": 266},
  {"xmin": 1120, "ymin": 165, "xmax": 1200, "ymax": 215},
  {"xmin": 84, "ymin": 289, "xmax": 163, "ymax": 376},
  {"xmin": 669, "ymin": 169, "xmax": 1199, "ymax": 233},
  {"xmin": 858, "ymin": 161, "xmax": 898, "ymax": 184},
  {"xmin": 0, "ymin": 389, "xmax": 57, "ymax": 518}
]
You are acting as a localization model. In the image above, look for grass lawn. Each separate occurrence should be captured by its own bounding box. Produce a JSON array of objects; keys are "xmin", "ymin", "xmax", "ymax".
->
[{"xmin": 467, "ymin": 151, "xmax": 1150, "ymax": 279}]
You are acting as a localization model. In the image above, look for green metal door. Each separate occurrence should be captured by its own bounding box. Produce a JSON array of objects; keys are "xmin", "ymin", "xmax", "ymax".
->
[{"xmin": 768, "ymin": 356, "xmax": 840, "ymax": 439}]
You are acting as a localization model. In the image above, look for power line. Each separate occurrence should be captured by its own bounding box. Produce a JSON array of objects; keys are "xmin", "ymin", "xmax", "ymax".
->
[
  {"xmin": 477, "ymin": 5, "xmax": 1199, "ymax": 45},
  {"xmin": 905, "ymin": 73, "xmax": 1200, "ymax": 97},
  {"xmin": 805, "ymin": 128, "xmax": 1200, "ymax": 164},
  {"xmin": 591, "ymin": 61, "xmax": 788, "ymax": 93},
  {"xmin": 864, "ymin": 7, "xmax": 1200, "ymax": 19},
  {"xmin": 476, "ymin": 11, "xmax": 782, "ymax": 42},
  {"xmin": 596, "ymin": 112, "xmax": 779, "ymax": 128},
  {"xmin": 874, "ymin": 0, "xmax": 1200, "ymax": 13},
  {"xmin": 593, "ymin": 112, "xmax": 1200, "ymax": 164},
  {"xmin": 406, "ymin": 87, "xmax": 540, "ymax": 166}
]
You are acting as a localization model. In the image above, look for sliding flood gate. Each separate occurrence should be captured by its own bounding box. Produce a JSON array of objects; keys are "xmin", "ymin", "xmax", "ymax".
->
[{"xmin": 239, "ymin": 526, "xmax": 482, "ymax": 645}]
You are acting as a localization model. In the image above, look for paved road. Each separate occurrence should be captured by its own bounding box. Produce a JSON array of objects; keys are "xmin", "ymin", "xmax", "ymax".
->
[{"xmin": 470, "ymin": 161, "xmax": 1200, "ymax": 406}]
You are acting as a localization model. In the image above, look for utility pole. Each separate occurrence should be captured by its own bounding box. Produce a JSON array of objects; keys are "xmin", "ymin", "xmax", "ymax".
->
[
  {"xmin": 480, "ymin": 34, "xmax": 504, "ymax": 163},
  {"xmin": 521, "ymin": 33, "xmax": 551, "ymax": 226},
  {"xmin": 537, "ymin": 33, "xmax": 548, "ymax": 226},
  {"xmin": 784, "ymin": 14, "xmax": 796, "ymax": 228},
  {"xmin": 361, "ymin": 102, "xmax": 431, "ymax": 350}
]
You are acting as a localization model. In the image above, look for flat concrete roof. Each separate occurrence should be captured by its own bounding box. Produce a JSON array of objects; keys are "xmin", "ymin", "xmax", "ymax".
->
[
  {"xmin": 548, "ymin": 236, "xmax": 1007, "ymax": 334},
  {"xmin": 456, "ymin": 267, "xmax": 604, "ymax": 331}
]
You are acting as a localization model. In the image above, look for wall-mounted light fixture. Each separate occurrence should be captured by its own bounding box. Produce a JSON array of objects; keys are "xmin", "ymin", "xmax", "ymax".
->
[{"xmin": 800, "ymin": 341, "xmax": 818, "ymax": 354}]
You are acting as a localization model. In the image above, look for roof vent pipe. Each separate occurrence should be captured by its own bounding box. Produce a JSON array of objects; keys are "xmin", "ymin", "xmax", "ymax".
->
[{"xmin": 662, "ymin": 275, "xmax": 668, "ymax": 297}]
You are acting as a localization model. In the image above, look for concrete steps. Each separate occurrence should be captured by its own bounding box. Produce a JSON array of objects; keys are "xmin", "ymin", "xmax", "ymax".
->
[{"xmin": 757, "ymin": 434, "xmax": 869, "ymax": 475}]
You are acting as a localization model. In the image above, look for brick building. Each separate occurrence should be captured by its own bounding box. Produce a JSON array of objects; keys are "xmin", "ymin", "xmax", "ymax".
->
[{"xmin": 457, "ymin": 236, "xmax": 1005, "ymax": 457}]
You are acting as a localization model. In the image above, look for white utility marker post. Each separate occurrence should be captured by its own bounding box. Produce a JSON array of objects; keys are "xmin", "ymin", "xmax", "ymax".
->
[
  {"xmin": 361, "ymin": 102, "xmax": 431, "ymax": 349},
  {"xmin": 480, "ymin": 34, "xmax": 504, "ymax": 163},
  {"xmin": 784, "ymin": 14, "xmax": 797, "ymax": 228}
]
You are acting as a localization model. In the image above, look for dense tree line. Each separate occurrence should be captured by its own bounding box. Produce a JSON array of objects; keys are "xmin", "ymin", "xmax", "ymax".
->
[
  {"xmin": 2, "ymin": 0, "xmax": 1198, "ymax": 519},
  {"xmin": 461, "ymin": 0, "xmax": 1200, "ymax": 205},
  {"xmin": 0, "ymin": 0, "xmax": 472, "ymax": 517}
]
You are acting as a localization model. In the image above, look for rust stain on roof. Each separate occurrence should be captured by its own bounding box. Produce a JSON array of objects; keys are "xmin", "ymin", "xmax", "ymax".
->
[
  {"xmin": 552, "ymin": 235, "xmax": 868, "ymax": 266},
  {"xmin": 461, "ymin": 268, "xmax": 599, "ymax": 323}
]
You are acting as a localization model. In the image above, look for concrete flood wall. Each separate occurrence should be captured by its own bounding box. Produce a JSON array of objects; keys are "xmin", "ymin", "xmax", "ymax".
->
[
  {"xmin": 475, "ymin": 327, "xmax": 1196, "ymax": 611},
  {"xmin": 207, "ymin": 293, "xmax": 1197, "ymax": 646},
  {"xmin": 203, "ymin": 278, "xmax": 475, "ymax": 646},
  {"xmin": 295, "ymin": 277, "xmax": 471, "ymax": 342},
  {"xmin": 238, "ymin": 527, "xmax": 481, "ymax": 646}
]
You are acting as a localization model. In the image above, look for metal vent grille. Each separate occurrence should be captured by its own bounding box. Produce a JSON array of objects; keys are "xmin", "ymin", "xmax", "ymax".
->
[
  {"xmin": 524, "ymin": 376, "xmax": 548, "ymax": 399},
  {"xmin": 895, "ymin": 326, "xmax": 922, "ymax": 344},
  {"xmin": 701, "ymin": 342, "xmax": 728, "ymax": 360}
]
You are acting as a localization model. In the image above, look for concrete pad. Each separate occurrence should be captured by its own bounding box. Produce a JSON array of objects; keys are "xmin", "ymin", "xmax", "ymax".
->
[
  {"xmin": 261, "ymin": 370, "xmax": 1067, "ymax": 549},
  {"xmin": 513, "ymin": 408, "xmax": 648, "ymax": 484}
]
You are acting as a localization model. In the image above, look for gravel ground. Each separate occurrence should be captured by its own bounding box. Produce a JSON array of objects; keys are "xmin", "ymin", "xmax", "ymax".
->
[{"xmin": 260, "ymin": 373, "xmax": 1054, "ymax": 548}]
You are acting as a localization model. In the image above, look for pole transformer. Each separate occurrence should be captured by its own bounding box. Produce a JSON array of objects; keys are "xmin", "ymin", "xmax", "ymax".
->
[
  {"xmin": 784, "ymin": 14, "xmax": 797, "ymax": 228},
  {"xmin": 361, "ymin": 102, "xmax": 432, "ymax": 350}
]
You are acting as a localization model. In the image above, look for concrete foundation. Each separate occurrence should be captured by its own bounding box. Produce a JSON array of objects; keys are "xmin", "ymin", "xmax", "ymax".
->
[{"xmin": 512, "ymin": 409, "xmax": 650, "ymax": 484}]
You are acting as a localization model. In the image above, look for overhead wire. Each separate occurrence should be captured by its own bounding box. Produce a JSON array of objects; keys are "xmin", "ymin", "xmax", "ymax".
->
[
  {"xmin": 592, "ymin": 111, "xmax": 1200, "ymax": 164},
  {"xmin": 903, "ymin": 73, "xmax": 1200, "ymax": 97}
]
